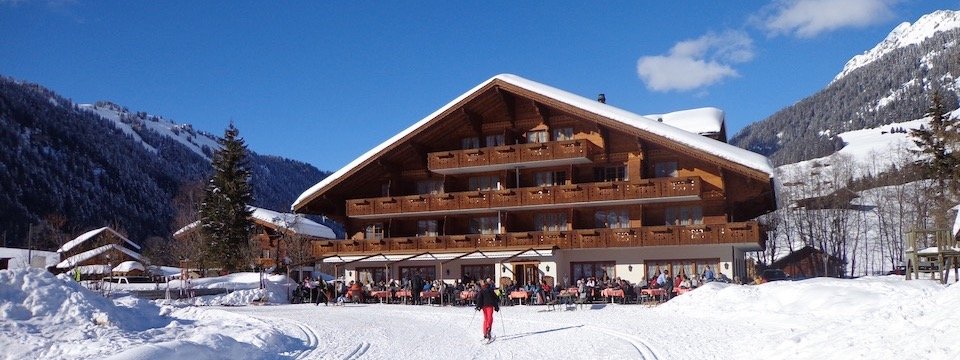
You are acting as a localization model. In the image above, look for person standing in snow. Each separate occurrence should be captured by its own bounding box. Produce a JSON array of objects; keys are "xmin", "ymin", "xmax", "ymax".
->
[
  {"xmin": 412, "ymin": 271, "xmax": 424, "ymax": 305},
  {"xmin": 473, "ymin": 282, "xmax": 500, "ymax": 341}
]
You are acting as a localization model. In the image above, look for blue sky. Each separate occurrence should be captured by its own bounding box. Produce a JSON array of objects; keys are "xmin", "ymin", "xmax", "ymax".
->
[{"xmin": 0, "ymin": 1, "xmax": 953, "ymax": 172}]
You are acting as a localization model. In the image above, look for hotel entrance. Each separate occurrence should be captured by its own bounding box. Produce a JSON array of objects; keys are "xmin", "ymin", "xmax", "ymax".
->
[{"xmin": 512, "ymin": 262, "xmax": 540, "ymax": 286}]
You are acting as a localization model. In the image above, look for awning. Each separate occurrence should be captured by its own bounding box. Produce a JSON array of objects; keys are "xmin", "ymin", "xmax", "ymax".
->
[{"xmin": 322, "ymin": 248, "xmax": 554, "ymax": 264}]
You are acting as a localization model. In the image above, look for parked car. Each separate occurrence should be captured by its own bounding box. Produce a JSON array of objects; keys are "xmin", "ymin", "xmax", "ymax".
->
[
  {"xmin": 887, "ymin": 266, "xmax": 906, "ymax": 275},
  {"xmin": 760, "ymin": 269, "xmax": 789, "ymax": 282}
]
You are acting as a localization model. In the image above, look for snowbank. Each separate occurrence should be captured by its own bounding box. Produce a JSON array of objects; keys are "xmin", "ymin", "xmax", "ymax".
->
[{"xmin": 0, "ymin": 269, "xmax": 299, "ymax": 360}]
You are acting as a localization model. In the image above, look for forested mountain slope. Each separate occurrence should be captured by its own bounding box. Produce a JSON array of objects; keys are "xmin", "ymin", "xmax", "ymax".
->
[{"xmin": 0, "ymin": 76, "xmax": 328, "ymax": 249}]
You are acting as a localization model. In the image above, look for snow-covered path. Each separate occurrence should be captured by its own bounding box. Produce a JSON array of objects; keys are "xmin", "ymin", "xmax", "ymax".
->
[
  {"xmin": 226, "ymin": 304, "xmax": 756, "ymax": 359},
  {"xmin": 5, "ymin": 269, "xmax": 960, "ymax": 360}
]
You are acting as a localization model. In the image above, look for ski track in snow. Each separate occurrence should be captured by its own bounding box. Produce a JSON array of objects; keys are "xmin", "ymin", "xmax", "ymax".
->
[{"xmin": 225, "ymin": 303, "xmax": 664, "ymax": 360}]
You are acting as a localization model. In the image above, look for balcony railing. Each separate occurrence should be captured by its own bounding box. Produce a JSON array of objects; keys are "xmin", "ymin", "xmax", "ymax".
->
[
  {"xmin": 345, "ymin": 177, "xmax": 703, "ymax": 218},
  {"xmin": 312, "ymin": 221, "xmax": 762, "ymax": 256},
  {"xmin": 427, "ymin": 139, "xmax": 598, "ymax": 173}
]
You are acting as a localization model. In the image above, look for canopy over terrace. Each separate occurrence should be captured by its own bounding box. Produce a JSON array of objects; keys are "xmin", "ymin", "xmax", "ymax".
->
[{"xmin": 324, "ymin": 248, "xmax": 553, "ymax": 304}]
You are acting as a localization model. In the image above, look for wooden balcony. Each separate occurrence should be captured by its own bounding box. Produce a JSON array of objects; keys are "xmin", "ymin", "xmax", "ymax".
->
[
  {"xmin": 346, "ymin": 176, "xmax": 703, "ymax": 218},
  {"xmin": 427, "ymin": 139, "xmax": 598, "ymax": 175},
  {"xmin": 311, "ymin": 221, "xmax": 763, "ymax": 256}
]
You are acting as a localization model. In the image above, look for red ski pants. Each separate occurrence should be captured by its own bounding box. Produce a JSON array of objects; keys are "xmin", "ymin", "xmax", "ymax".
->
[{"xmin": 482, "ymin": 306, "xmax": 494, "ymax": 336}]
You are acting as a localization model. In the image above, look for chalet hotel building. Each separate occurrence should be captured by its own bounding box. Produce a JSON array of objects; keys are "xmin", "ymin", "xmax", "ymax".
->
[{"xmin": 293, "ymin": 74, "xmax": 776, "ymax": 287}]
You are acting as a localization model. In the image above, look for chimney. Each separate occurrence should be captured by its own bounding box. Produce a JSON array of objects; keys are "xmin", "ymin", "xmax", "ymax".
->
[{"xmin": 597, "ymin": 93, "xmax": 606, "ymax": 104}]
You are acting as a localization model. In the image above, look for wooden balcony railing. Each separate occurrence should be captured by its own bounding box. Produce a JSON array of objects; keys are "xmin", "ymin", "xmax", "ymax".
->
[
  {"xmin": 427, "ymin": 139, "xmax": 598, "ymax": 171},
  {"xmin": 311, "ymin": 221, "xmax": 762, "ymax": 256},
  {"xmin": 345, "ymin": 176, "xmax": 703, "ymax": 217}
]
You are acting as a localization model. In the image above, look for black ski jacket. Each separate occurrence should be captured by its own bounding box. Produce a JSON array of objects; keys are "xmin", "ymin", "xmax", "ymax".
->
[{"xmin": 474, "ymin": 287, "xmax": 500, "ymax": 311}]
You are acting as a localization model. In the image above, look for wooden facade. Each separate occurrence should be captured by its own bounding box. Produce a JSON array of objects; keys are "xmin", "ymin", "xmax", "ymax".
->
[{"xmin": 294, "ymin": 75, "xmax": 776, "ymax": 285}]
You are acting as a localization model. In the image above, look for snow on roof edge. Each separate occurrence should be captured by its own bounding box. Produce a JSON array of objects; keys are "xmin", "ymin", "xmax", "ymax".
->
[
  {"xmin": 56, "ymin": 243, "xmax": 144, "ymax": 269},
  {"xmin": 293, "ymin": 75, "xmax": 501, "ymax": 210},
  {"xmin": 293, "ymin": 74, "xmax": 774, "ymax": 210}
]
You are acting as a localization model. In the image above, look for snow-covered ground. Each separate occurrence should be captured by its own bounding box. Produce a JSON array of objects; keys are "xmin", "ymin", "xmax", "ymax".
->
[{"xmin": 3, "ymin": 269, "xmax": 959, "ymax": 359}]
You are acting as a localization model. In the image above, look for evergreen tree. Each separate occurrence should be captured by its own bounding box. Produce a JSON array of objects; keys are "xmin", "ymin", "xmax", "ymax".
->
[
  {"xmin": 199, "ymin": 123, "xmax": 253, "ymax": 273},
  {"xmin": 910, "ymin": 90, "xmax": 959, "ymax": 228},
  {"xmin": 910, "ymin": 91, "xmax": 958, "ymax": 191}
]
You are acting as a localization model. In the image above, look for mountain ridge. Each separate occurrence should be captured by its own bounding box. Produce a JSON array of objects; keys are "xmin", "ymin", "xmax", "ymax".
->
[{"xmin": 0, "ymin": 75, "xmax": 329, "ymax": 249}]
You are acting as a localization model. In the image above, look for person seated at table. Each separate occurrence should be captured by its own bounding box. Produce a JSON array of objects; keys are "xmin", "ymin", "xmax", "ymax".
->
[
  {"xmin": 689, "ymin": 276, "xmax": 701, "ymax": 288},
  {"xmin": 540, "ymin": 280, "xmax": 553, "ymax": 302},
  {"xmin": 349, "ymin": 281, "xmax": 365, "ymax": 303},
  {"xmin": 717, "ymin": 272, "xmax": 731, "ymax": 283},
  {"xmin": 679, "ymin": 275, "xmax": 692, "ymax": 289}
]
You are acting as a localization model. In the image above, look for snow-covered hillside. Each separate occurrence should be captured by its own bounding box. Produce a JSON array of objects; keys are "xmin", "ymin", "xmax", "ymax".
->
[
  {"xmin": 79, "ymin": 102, "xmax": 220, "ymax": 160},
  {"xmin": 833, "ymin": 9, "xmax": 960, "ymax": 83},
  {"xmin": 2, "ymin": 268, "xmax": 958, "ymax": 359},
  {"xmin": 775, "ymin": 110, "xmax": 947, "ymax": 188}
]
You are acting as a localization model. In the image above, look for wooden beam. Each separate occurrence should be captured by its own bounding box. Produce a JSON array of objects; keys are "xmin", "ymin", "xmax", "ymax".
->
[
  {"xmin": 532, "ymin": 101, "xmax": 551, "ymax": 127},
  {"xmin": 495, "ymin": 86, "xmax": 516, "ymax": 128},
  {"xmin": 461, "ymin": 108, "xmax": 484, "ymax": 138},
  {"xmin": 407, "ymin": 141, "xmax": 430, "ymax": 170}
]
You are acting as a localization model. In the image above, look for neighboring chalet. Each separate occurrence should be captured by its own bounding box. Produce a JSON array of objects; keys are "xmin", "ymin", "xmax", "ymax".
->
[
  {"xmin": 292, "ymin": 74, "xmax": 777, "ymax": 287},
  {"xmin": 174, "ymin": 206, "xmax": 336, "ymax": 269},
  {"xmin": 766, "ymin": 246, "xmax": 845, "ymax": 278},
  {"xmin": 55, "ymin": 227, "xmax": 143, "ymax": 278}
]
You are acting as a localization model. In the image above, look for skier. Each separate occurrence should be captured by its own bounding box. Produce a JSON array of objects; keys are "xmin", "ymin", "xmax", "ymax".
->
[{"xmin": 473, "ymin": 281, "xmax": 500, "ymax": 342}]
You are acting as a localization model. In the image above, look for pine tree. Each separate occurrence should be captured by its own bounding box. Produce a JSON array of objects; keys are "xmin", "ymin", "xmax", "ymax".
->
[
  {"xmin": 910, "ymin": 91, "xmax": 958, "ymax": 191},
  {"xmin": 199, "ymin": 123, "xmax": 254, "ymax": 273},
  {"xmin": 909, "ymin": 90, "xmax": 959, "ymax": 228}
]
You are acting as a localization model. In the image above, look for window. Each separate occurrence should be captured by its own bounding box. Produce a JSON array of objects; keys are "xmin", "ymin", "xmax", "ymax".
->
[
  {"xmin": 646, "ymin": 259, "xmax": 718, "ymax": 280},
  {"xmin": 526, "ymin": 130, "xmax": 548, "ymax": 143},
  {"xmin": 665, "ymin": 206, "xmax": 703, "ymax": 225},
  {"xmin": 534, "ymin": 213, "xmax": 567, "ymax": 232},
  {"xmin": 357, "ymin": 267, "xmax": 387, "ymax": 284},
  {"xmin": 417, "ymin": 220, "xmax": 438, "ymax": 236},
  {"xmin": 552, "ymin": 127, "xmax": 574, "ymax": 141},
  {"xmin": 595, "ymin": 209, "xmax": 630, "ymax": 229},
  {"xmin": 654, "ymin": 161, "xmax": 678, "ymax": 178},
  {"xmin": 365, "ymin": 223, "xmax": 384, "ymax": 240},
  {"xmin": 535, "ymin": 171, "xmax": 566, "ymax": 187},
  {"xmin": 468, "ymin": 176, "xmax": 501, "ymax": 191},
  {"xmin": 461, "ymin": 137, "xmax": 480, "ymax": 149},
  {"xmin": 469, "ymin": 216, "xmax": 500, "ymax": 235},
  {"xmin": 416, "ymin": 180, "xmax": 444, "ymax": 195},
  {"xmin": 571, "ymin": 261, "xmax": 615, "ymax": 282},
  {"xmin": 594, "ymin": 166, "xmax": 626, "ymax": 182},
  {"xmin": 461, "ymin": 264, "xmax": 495, "ymax": 284},
  {"xmin": 381, "ymin": 183, "xmax": 391, "ymax": 196},
  {"xmin": 486, "ymin": 134, "xmax": 506, "ymax": 147},
  {"xmin": 400, "ymin": 266, "xmax": 437, "ymax": 282}
]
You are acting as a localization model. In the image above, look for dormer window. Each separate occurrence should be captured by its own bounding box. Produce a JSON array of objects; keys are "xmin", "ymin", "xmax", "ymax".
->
[
  {"xmin": 552, "ymin": 127, "xmax": 574, "ymax": 141},
  {"xmin": 526, "ymin": 130, "xmax": 548, "ymax": 143},
  {"xmin": 486, "ymin": 134, "xmax": 505, "ymax": 147},
  {"xmin": 655, "ymin": 161, "xmax": 678, "ymax": 178},
  {"xmin": 462, "ymin": 137, "xmax": 480, "ymax": 149}
]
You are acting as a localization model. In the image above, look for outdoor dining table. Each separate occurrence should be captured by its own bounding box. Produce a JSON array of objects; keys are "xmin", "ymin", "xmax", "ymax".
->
[
  {"xmin": 395, "ymin": 290, "xmax": 412, "ymax": 304},
  {"xmin": 640, "ymin": 288, "xmax": 666, "ymax": 302},
  {"xmin": 370, "ymin": 290, "xmax": 391, "ymax": 303},
  {"xmin": 459, "ymin": 290, "xmax": 476, "ymax": 305},
  {"xmin": 509, "ymin": 290, "xmax": 529, "ymax": 305},
  {"xmin": 420, "ymin": 291, "xmax": 440, "ymax": 304},
  {"xmin": 601, "ymin": 288, "xmax": 625, "ymax": 303}
]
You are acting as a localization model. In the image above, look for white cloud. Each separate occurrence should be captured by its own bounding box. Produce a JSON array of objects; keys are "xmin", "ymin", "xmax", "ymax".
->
[
  {"xmin": 636, "ymin": 31, "xmax": 753, "ymax": 92},
  {"xmin": 756, "ymin": 0, "xmax": 898, "ymax": 38}
]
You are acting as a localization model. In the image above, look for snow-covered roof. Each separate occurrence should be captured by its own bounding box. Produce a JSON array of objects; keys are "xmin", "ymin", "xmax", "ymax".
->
[
  {"xmin": 112, "ymin": 260, "xmax": 145, "ymax": 273},
  {"xmin": 249, "ymin": 206, "xmax": 336, "ymax": 239},
  {"xmin": 57, "ymin": 227, "xmax": 141, "ymax": 253},
  {"xmin": 643, "ymin": 107, "xmax": 724, "ymax": 136},
  {"xmin": 174, "ymin": 206, "xmax": 335, "ymax": 239},
  {"xmin": 55, "ymin": 243, "xmax": 144, "ymax": 269},
  {"xmin": 294, "ymin": 74, "xmax": 774, "ymax": 210},
  {"xmin": 173, "ymin": 221, "xmax": 200, "ymax": 238}
]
